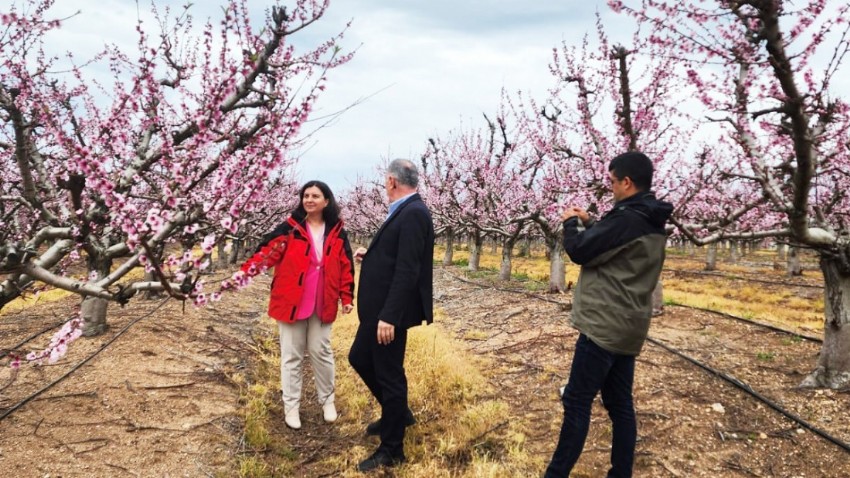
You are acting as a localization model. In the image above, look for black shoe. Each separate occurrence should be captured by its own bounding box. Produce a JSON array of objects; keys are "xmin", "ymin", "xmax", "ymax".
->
[
  {"xmin": 357, "ymin": 449, "xmax": 405, "ymax": 472},
  {"xmin": 365, "ymin": 409, "xmax": 416, "ymax": 436}
]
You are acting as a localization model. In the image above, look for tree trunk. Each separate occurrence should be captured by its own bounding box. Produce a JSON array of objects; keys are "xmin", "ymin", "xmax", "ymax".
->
[
  {"xmin": 727, "ymin": 241, "xmax": 739, "ymax": 264},
  {"xmin": 800, "ymin": 258, "xmax": 850, "ymax": 389},
  {"xmin": 705, "ymin": 243, "xmax": 718, "ymax": 271},
  {"xmin": 774, "ymin": 242, "xmax": 785, "ymax": 270},
  {"xmin": 229, "ymin": 238, "xmax": 244, "ymax": 265},
  {"xmin": 82, "ymin": 262, "xmax": 111, "ymax": 337},
  {"xmin": 499, "ymin": 240, "xmax": 514, "ymax": 281},
  {"xmin": 81, "ymin": 295, "xmax": 109, "ymax": 337},
  {"xmin": 442, "ymin": 228, "xmax": 455, "ymax": 266},
  {"xmin": 787, "ymin": 246, "xmax": 802, "ymax": 276},
  {"xmin": 547, "ymin": 239, "xmax": 566, "ymax": 293},
  {"xmin": 468, "ymin": 232, "xmax": 483, "ymax": 272},
  {"xmin": 777, "ymin": 242, "xmax": 786, "ymax": 261},
  {"xmin": 518, "ymin": 237, "xmax": 530, "ymax": 257},
  {"xmin": 218, "ymin": 241, "xmax": 229, "ymax": 269},
  {"xmin": 490, "ymin": 240, "xmax": 498, "ymax": 254}
]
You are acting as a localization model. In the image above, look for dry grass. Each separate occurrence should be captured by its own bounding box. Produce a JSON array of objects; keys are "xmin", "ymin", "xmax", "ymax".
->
[
  {"xmin": 231, "ymin": 268, "xmax": 541, "ymax": 477},
  {"xmin": 662, "ymin": 276, "xmax": 823, "ymax": 332},
  {"xmin": 661, "ymin": 250, "xmax": 823, "ymax": 331},
  {"xmin": 320, "ymin": 308, "xmax": 540, "ymax": 477},
  {"xmin": 229, "ymin": 324, "xmax": 297, "ymax": 478},
  {"xmin": 0, "ymin": 286, "xmax": 76, "ymax": 315}
]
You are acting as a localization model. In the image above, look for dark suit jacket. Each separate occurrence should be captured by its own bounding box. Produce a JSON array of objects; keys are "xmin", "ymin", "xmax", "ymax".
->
[{"xmin": 357, "ymin": 193, "xmax": 434, "ymax": 329}]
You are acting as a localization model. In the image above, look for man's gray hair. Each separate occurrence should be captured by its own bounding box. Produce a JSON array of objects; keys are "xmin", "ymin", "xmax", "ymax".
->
[{"xmin": 387, "ymin": 158, "xmax": 419, "ymax": 188}]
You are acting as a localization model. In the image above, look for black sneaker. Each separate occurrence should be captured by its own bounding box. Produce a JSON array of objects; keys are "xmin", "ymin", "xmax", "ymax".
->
[
  {"xmin": 357, "ymin": 449, "xmax": 406, "ymax": 472},
  {"xmin": 365, "ymin": 409, "xmax": 416, "ymax": 436}
]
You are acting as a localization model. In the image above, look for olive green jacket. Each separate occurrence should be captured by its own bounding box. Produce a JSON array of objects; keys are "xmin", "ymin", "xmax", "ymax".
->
[{"xmin": 564, "ymin": 192, "xmax": 672, "ymax": 355}]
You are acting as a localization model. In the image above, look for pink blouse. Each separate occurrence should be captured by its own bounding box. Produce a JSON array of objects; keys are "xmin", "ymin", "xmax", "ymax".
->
[{"xmin": 295, "ymin": 223, "xmax": 325, "ymax": 320}]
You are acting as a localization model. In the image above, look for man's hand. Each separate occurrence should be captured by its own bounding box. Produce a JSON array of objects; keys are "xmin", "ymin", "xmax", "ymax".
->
[
  {"xmin": 560, "ymin": 206, "xmax": 590, "ymax": 224},
  {"xmin": 377, "ymin": 320, "xmax": 395, "ymax": 345},
  {"xmin": 353, "ymin": 247, "xmax": 367, "ymax": 263},
  {"xmin": 342, "ymin": 304, "xmax": 354, "ymax": 314}
]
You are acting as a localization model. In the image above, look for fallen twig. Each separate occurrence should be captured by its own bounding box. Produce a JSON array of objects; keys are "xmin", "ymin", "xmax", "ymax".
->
[
  {"xmin": 105, "ymin": 462, "xmax": 140, "ymax": 477},
  {"xmin": 139, "ymin": 381, "xmax": 197, "ymax": 390},
  {"xmin": 470, "ymin": 420, "xmax": 509, "ymax": 447},
  {"xmin": 33, "ymin": 390, "xmax": 97, "ymax": 401},
  {"xmin": 655, "ymin": 457, "xmax": 684, "ymax": 477},
  {"xmin": 66, "ymin": 437, "xmax": 110, "ymax": 455}
]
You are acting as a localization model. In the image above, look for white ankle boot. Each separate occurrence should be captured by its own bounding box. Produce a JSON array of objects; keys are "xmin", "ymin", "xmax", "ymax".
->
[
  {"xmin": 322, "ymin": 402, "xmax": 338, "ymax": 423},
  {"xmin": 284, "ymin": 406, "xmax": 301, "ymax": 430}
]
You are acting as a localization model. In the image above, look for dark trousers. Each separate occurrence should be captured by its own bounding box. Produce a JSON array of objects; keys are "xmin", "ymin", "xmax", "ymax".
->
[
  {"xmin": 348, "ymin": 320, "xmax": 409, "ymax": 457},
  {"xmin": 544, "ymin": 334, "xmax": 637, "ymax": 478}
]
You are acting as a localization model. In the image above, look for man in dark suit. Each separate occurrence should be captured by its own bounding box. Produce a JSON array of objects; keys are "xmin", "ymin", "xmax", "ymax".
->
[{"xmin": 349, "ymin": 158, "xmax": 434, "ymax": 472}]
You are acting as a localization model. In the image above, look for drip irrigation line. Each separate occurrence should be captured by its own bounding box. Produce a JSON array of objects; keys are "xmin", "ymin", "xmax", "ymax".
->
[
  {"xmin": 665, "ymin": 268, "xmax": 823, "ymax": 289},
  {"xmin": 444, "ymin": 267, "xmax": 845, "ymax": 454},
  {"xmin": 646, "ymin": 336, "xmax": 850, "ymax": 454},
  {"xmin": 0, "ymin": 298, "xmax": 171, "ymax": 422},
  {"xmin": 670, "ymin": 304, "xmax": 822, "ymax": 343},
  {"xmin": 0, "ymin": 321, "xmax": 66, "ymax": 360}
]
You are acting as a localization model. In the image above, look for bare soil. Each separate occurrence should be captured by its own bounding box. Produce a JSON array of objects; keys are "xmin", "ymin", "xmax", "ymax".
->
[
  {"xmin": 434, "ymin": 266, "xmax": 849, "ymax": 477},
  {"xmin": 1, "ymin": 262, "xmax": 847, "ymax": 477},
  {"xmin": 0, "ymin": 274, "xmax": 271, "ymax": 477}
]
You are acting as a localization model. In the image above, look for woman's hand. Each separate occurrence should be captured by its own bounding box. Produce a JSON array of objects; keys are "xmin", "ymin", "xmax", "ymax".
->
[
  {"xmin": 353, "ymin": 247, "xmax": 367, "ymax": 262},
  {"xmin": 342, "ymin": 304, "xmax": 354, "ymax": 314}
]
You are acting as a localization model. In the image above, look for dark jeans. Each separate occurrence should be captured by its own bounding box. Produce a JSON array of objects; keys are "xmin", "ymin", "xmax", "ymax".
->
[
  {"xmin": 348, "ymin": 320, "xmax": 409, "ymax": 458},
  {"xmin": 544, "ymin": 334, "xmax": 637, "ymax": 478}
]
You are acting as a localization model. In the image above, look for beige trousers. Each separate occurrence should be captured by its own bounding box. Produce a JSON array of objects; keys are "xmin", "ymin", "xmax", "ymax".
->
[{"xmin": 278, "ymin": 314, "xmax": 335, "ymax": 412}]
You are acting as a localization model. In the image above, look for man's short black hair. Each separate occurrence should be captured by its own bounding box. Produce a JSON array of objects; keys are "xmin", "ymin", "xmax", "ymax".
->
[{"xmin": 609, "ymin": 151, "xmax": 654, "ymax": 191}]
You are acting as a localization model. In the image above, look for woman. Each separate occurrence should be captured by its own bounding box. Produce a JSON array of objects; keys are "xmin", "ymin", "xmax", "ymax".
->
[{"xmin": 241, "ymin": 181, "xmax": 355, "ymax": 430}]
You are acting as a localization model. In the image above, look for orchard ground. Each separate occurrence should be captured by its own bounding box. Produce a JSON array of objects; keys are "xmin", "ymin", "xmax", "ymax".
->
[{"xmin": 0, "ymin": 246, "xmax": 847, "ymax": 477}]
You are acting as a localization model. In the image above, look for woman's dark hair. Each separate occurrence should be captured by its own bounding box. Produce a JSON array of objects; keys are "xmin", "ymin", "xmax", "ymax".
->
[{"xmin": 291, "ymin": 180, "xmax": 341, "ymax": 225}]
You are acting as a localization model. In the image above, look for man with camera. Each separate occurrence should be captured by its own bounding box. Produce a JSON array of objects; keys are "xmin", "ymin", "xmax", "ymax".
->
[{"xmin": 545, "ymin": 151, "xmax": 672, "ymax": 478}]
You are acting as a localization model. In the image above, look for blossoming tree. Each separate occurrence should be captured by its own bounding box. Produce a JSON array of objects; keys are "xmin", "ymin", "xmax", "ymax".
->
[
  {"xmin": 0, "ymin": 0, "xmax": 351, "ymax": 338},
  {"xmin": 507, "ymin": 16, "xmax": 693, "ymax": 291},
  {"xmin": 614, "ymin": 0, "xmax": 850, "ymax": 388}
]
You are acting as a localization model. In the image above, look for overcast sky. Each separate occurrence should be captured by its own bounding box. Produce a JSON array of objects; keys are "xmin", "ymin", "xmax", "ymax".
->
[
  {"xmin": 39, "ymin": 0, "xmax": 627, "ymax": 193},
  {"xmin": 291, "ymin": 1, "xmax": 621, "ymax": 193}
]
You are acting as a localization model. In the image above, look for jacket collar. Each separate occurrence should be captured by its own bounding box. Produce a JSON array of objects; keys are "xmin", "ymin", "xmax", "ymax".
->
[
  {"xmin": 369, "ymin": 193, "xmax": 421, "ymax": 249},
  {"xmin": 614, "ymin": 191, "xmax": 654, "ymax": 208},
  {"xmin": 287, "ymin": 216, "xmax": 344, "ymax": 239}
]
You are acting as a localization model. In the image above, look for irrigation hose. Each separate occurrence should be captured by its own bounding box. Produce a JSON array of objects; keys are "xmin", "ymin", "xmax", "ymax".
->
[
  {"xmin": 443, "ymin": 268, "xmax": 845, "ymax": 454},
  {"xmin": 671, "ymin": 304, "xmax": 822, "ymax": 343},
  {"xmin": 647, "ymin": 336, "xmax": 850, "ymax": 454},
  {"xmin": 0, "ymin": 298, "xmax": 171, "ymax": 422}
]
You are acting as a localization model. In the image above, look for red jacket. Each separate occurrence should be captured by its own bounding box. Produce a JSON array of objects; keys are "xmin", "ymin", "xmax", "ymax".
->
[{"xmin": 241, "ymin": 216, "xmax": 354, "ymax": 324}]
